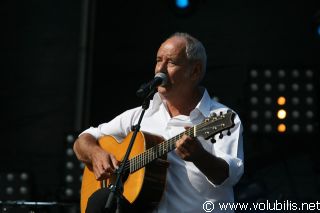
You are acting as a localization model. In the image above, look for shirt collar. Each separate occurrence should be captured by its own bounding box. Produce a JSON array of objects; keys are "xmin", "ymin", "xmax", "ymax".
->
[
  {"xmin": 191, "ymin": 88, "xmax": 211, "ymax": 118},
  {"xmin": 149, "ymin": 88, "xmax": 212, "ymax": 118}
]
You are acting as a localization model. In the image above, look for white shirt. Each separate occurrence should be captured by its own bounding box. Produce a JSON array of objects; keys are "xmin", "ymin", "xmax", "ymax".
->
[{"xmin": 81, "ymin": 89, "xmax": 244, "ymax": 213}]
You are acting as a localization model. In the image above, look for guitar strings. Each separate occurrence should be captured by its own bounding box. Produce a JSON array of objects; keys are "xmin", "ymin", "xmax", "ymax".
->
[
  {"xmin": 124, "ymin": 113, "xmax": 229, "ymax": 173},
  {"xmin": 125, "ymin": 127, "xmax": 194, "ymax": 172}
]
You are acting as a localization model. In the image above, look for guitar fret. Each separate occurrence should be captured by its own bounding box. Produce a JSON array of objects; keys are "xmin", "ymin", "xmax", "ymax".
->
[
  {"xmin": 161, "ymin": 142, "xmax": 164, "ymax": 155},
  {"xmin": 130, "ymin": 157, "xmax": 133, "ymax": 173},
  {"xmin": 132, "ymin": 159, "xmax": 134, "ymax": 173},
  {"xmin": 149, "ymin": 148, "xmax": 152, "ymax": 163},
  {"xmin": 145, "ymin": 149, "xmax": 149, "ymax": 165},
  {"xmin": 133, "ymin": 156, "xmax": 136, "ymax": 171},
  {"xmin": 136, "ymin": 155, "xmax": 139, "ymax": 171},
  {"xmin": 158, "ymin": 143, "xmax": 162, "ymax": 156},
  {"xmin": 141, "ymin": 152, "xmax": 144, "ymax": 168},
  {"xmin": 135, "ymin": 155, "xmax": 138, "ymax": 172},
  {"xmin": 134, "ymin": 156, "xmax": 137, "ymax": 172}
]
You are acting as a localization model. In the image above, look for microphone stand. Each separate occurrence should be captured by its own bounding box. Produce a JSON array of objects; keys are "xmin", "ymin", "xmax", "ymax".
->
[{"xmin": 104, "ymin": 88, "xmax": 155, "ymax": 213}]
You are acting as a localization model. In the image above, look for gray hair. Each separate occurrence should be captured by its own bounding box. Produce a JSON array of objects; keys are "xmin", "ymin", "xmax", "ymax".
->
[{"xmin": 170, "ymin": 32, "xmax": 207, "ymax": 82}]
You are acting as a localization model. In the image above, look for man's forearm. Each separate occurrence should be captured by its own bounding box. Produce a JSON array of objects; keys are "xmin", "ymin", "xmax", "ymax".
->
[
  {"xmin": 192, "ymin": 150, "xmax": 229, "ymax": 185},
  {"xmin": 73, "ymin": 133, "xmax": 100, "ymax": 167}
]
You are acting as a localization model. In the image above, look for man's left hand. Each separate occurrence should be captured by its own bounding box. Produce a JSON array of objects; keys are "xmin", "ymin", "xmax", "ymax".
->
[{"xmin": 175, "ymin": 134, "xmax": 205, "ymax": 162}]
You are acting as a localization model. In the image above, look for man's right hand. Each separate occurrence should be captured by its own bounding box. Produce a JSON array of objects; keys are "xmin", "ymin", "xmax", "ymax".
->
[
  {"xmin": 90, "ymin": 147, "xmax": 119, "ymax": 180},
  {"xmin": 73, "ymin": 133, "xmax": 119, "ymax": 181}
]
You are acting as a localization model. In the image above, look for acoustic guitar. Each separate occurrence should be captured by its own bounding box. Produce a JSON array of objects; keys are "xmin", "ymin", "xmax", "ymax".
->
[{"xmin": 80, "ymin": 110, "xmax": 235, "ymax": 213}]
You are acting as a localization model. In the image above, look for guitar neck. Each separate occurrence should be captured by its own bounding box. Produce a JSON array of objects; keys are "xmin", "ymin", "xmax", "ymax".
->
[
  {"xmin": 128, "ymin": 127, "xmax": 195, "ymax": 173},
  {"xmin": 124, "ymin": 110, "xmax": 235, "ymax": 174}
]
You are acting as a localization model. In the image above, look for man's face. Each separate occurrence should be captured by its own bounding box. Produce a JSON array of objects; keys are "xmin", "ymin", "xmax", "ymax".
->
[{"xmin": 155, "ymin": 36, "xmax": 196, "ymax": 99}]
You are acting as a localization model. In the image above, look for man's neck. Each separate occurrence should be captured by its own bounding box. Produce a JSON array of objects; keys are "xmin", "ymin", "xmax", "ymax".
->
[{"xmin": 165, "ymin": 88, "xmax": 203, "ymax": 117}]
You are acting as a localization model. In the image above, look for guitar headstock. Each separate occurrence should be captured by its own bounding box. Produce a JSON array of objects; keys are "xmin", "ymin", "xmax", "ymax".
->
[{"xmin": 196, "ymin": 110, "xmax": 236, "ymax": 141}]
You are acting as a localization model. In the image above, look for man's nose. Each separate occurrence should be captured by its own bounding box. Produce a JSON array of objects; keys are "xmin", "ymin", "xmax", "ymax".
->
[{"xmin": 156, "ymin": 62, "xmax": 167, "ymax": 73}]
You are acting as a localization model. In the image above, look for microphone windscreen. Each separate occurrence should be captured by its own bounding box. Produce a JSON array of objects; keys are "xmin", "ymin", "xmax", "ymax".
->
[{"xmin": 154, "ymin": 72, "xmax": 168, "ymax": 86}]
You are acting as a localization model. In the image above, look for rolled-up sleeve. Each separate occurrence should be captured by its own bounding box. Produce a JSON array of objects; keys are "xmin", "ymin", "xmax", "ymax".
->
[
  {"xmin": 208, "ymin": 114, "xmax": 244, "ymax": 187},
  {"xmin": 79, "ymin": 107, "xmax": 142, "ymax": 140}
]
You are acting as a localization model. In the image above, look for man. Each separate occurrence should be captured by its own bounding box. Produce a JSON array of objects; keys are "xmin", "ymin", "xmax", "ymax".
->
[{"xmin": 74, "ymin": 32, "xmax": 244, "ymax": 213}]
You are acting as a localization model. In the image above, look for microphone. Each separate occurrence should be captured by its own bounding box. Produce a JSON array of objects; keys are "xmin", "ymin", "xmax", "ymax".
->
[{"xmin": 136, "ymin": 72, "xmax": 168, "ymax": 98}]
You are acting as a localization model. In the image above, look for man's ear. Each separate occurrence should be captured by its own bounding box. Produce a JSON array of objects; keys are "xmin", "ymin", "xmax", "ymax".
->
[{"xmin": 191, "ymin": 61, "xmax": 203, "ymax": 81}]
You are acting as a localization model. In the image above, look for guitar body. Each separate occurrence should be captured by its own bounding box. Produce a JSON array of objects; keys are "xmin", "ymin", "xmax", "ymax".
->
[
  {"xmin": 80, "ymin": 131, "xmax": 169, "ymax": 213},
  {"xmin": 80, "ymin": 111, "xmax": 236, "ymax": 212}
]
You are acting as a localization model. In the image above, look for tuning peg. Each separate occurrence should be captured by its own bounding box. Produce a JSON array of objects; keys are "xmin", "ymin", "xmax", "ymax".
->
[
  {"xmin": 211, "ymin": 112, "xmax": 217, "ymax": 117},
  {"xmin": 210, "ymin": 138, "xmax": 216, "ymax": 143},
  {"xmin": 219, "ymin": 132, "xmax": 223, "ymax": 139},
  {"xmin": 227, "ymin": 129, "xmax": 231, "ymax": 136},
  {"xmin": 220, "ymin": 111, "xmax": 223, "ymax": 115}
]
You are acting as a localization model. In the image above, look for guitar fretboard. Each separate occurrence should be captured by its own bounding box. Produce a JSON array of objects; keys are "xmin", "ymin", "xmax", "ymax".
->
[
  {"xmin": 124, "ymin": 127, "xmax": 195, "ymax": 173},
  {"xmin": 122, "ymin": 111, "xmax": 234, "ymax": 174}
]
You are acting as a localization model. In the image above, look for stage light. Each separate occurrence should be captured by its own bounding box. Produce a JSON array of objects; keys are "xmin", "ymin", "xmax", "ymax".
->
[
  {"xmin": 264, "ymin": 124, "xmax": 272, "ymax": 132},
  {"xmin": 250, "ymin": 69, "xmax": 258, "ymax": 78},
  {"xmin": 292, "ymin": 69, "xmax": 299, "ymax": 78},
  {"xmin": 245, "ymin": 68, "xmax": 318, "ymax": 135},
  {"xmin": 264, "ymin": 97, "xmax": 272, "ymax": 105},
  {"xmin": 0, "ymin": 172, "xmax": 32, "ymax": 201},
  {"xmin": 277, "ymin": 96, "xmax": 286, "ymax": 105},
  {"xmin": 277, "ymin": 109, "xmax": 287, "ymax": 120},
  {"xmin": 306, "ymin": 69, "xmax": 314, "ymax": 77},
  {"xmin": 250, "ymin": 110, "xmax": 258, "ymax": 119},
  {"xmin": 60, "ymin": 132, "xmax": 83, "ymax": 202},
  {"xmin": 292, "ymin": 124, "xmax": 300, "ymax": 132},
  {"xmin": 306, "ymin": 110, "xmax": 314, "ymax": 119},
  {"xmin": 316, "ymin": 10, "xmax": 320, "ymax": 37},
  {"xmin": 169, "ymin": 0, "xmax": 199, "ymax": 16},
  {"xmin": 264, "ymin": 110, "xmax": 272, "ymax": 119},
  {"xmin": 250, "ymin": 124, "xmax": 259, "ymax": 133},
  {"xmin": 277, "ymin": 123, "xmax": 286, "ymax": 133},
  {"xmin": 175, "ymin": 0, "xmax": 189, "ymax": 8},
  {"xmin": 292, "ymin": 110, "xmax": 300, "ymax": 119},
  {"xmin": 306, "ymin": 83, "xmax": 314, "ymax": 91},
  {"xmin": 306, "ymin": 97, "xmax": 314, "ymax": 105},
  {"xmin": 278, "ymin": 69, "xmax": 286, "ymax": 78},
  {"xmin": 291, "ymin": 97, "xmax": 300, "ymax": 105},
  {"xmin": 306, "ymin": 124, "xmax": 314, "ymax": 132},
  {"xmin": 250, "ymin": 83, "xmax": 258, "ymax": 91},
  {"xmin": 264, "ymin": 83, "xmax": 272, "ymax": 91},
  {"xmin": 278, "ymin": 83, "xmax": 286, "ymax": 91},
  {"xmin": 250, "ymin": 97, "xmax": 258, "ymax": 105},
  {"xmin": 291, "ymin": 83, "xmax": 299, "ymax": 91}
]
